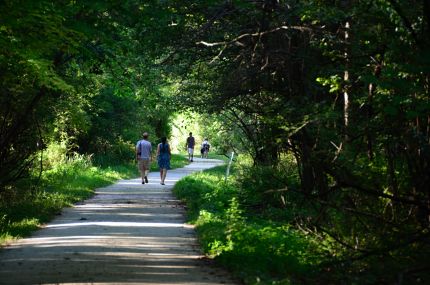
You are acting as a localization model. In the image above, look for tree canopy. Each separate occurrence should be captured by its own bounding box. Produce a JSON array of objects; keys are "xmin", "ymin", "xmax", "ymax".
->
[{"xmin": 1, "ymin": 0, "xmax": 429, "ymax": 283}]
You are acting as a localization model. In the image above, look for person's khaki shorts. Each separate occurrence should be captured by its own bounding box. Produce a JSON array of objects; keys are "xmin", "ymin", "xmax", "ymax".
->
[{"xmin": 138, "ymin": 159, "xmax": 150, "ymax": 172}]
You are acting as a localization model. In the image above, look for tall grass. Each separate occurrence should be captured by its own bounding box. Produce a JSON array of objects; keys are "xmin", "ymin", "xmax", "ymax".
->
[
  {"xmin": 0, "ymin": 144, "xmax": 188, "ymax": 245},
  {"xmin": 0, "ymin": 155, "xmax": 133, "ymax": 245},
  {"xmin": 173, "ymin": 161, "xmax": 325, "ymax": 284},
  {"xmin": 173, "ymin": 155, "xmax": 430, "ymax": 284}
]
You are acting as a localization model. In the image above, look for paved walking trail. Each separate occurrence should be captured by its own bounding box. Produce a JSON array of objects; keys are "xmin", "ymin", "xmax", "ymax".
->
[{"xmin": 0, "ymin": 158, "xmax": 237, "ymax": 285}]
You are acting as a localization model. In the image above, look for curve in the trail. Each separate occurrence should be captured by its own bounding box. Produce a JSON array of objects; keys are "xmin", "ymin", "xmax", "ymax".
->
[{"xmin": 0, "ymin": 158, "xmax": 237, "ymax": 285}]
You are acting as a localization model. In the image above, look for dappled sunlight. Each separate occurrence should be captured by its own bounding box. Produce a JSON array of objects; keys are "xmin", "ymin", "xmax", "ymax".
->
[
  {"xmin": 93, "ymin": 190, "xmax": 174, "ymax": 195},
  {"xmin": 164, "ymin": 178, "xmax": 181, "ymax": 182},
  {"xmin": 113, "ymin": 180, "xmax": 141, "ymax": 185},
  {"xmin": 0, "ymin": 159, "xmax": 235, "ymax": 284},
  {"xmin": 115, "ymin": 212, "xmax": 183, "ymax": 218},
  {"xmin": 45, "ymin": 221, "xmax": 188, "ymax": 228},
  {"xmin": 0, "ymin": 249, "xmax": 219, "ymax": 283},
  {"xmin": 12, "ymin": 235, "xmax": 196, "ymax": 248}
]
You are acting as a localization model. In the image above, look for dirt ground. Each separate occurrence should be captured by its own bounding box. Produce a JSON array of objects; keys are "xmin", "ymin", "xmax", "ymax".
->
[{"xmin": 0, "ymin": 158, "xmax": 238, "ymax": 285}]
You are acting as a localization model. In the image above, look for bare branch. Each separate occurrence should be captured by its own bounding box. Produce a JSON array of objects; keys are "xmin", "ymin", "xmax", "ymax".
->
[{"xmin": 196, "ymin": 25, "xmax": 312, "ymax": 47}]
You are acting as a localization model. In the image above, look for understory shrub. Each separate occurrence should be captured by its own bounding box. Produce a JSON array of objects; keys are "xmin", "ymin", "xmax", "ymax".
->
[
  {"xmin": 174, "ymin": 156, "xmax": 430, "ymax": 284},
  {"xmin": 173, "ymin": 163, "xmax": 324, "ymax": 284},
  {"xmin": 0, "ymin": 145, "xmax": 137, "ymax": 244}
]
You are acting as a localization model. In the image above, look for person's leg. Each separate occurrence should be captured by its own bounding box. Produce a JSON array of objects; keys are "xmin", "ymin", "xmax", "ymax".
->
[
  {"xmin": 162, "ymin": 169, "xmax": 167, "ymax": 184},
  {"xmin": 138, "ymin": 160, "xmax": 145, "ymax": 184},
  {"xmin": 160, "ymin": 168, "xmax": 167, "ymax": 184},
  {"xmin": 142, "ymin": 166, "xmax": 147, "ymax": 183},
  {"xmin": 143, "ymin": 159, "xmax": 149, "ymax": 183},
  {"xmin": 159, "ymin": 168, "xmax": 163, "ymax": 180},
  {"xmin": 188, "ymin": 148, "xmax": 194, "ymax": 161}
]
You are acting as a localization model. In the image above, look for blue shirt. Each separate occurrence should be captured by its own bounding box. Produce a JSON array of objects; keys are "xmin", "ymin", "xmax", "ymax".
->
[{"xmin": 136, "ymin": 139, "xmax": 152, "ymax": 159}]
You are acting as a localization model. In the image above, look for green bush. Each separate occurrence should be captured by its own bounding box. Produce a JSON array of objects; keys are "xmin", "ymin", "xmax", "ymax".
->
[
  {"xmin": 0, "ymin": 151, "xmax": 135, "ymax": 244},
  {"xmin": 1, "ymin": 146, "xmax": 190, "ymax": 245},
  {"xmin": 173, "ymin": 164, "xmax": 324, "ymax": 284},
  {"xmin": 92, "ymin": 138, "xmax": 135, "ymax": 166}
]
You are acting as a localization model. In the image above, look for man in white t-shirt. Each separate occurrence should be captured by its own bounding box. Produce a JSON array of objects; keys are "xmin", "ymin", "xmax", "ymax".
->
[{"xmin": 136, "ymin": 132, "xmax": 152, "ymax": 184}]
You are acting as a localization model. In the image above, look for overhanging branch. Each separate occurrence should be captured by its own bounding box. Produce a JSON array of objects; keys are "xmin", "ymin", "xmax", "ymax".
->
[{"xmin": 196, "ymin": 25, "xmax": 312, "ymax": 47}]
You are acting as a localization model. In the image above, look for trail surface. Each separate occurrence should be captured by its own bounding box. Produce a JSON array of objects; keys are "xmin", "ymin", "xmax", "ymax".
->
[{"xmin": 0, "ymin": 158, "xmax": 237, "ymax": 285}]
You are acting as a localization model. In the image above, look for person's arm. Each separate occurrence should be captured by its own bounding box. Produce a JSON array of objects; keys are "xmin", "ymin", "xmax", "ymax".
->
[
  {"xmin": 168, "ymin": 145, "xmax": 172, "ymax": 160},
  {"xmin": 156, "ymin": 144, "xmax": 160, "ymax": 157},
  {"xmin": 147, "ymin": 144, "xmax": 152, "ymax": 161},
  {"xmin": 136, "ymin": 142, "xmax": 140, "ymax": 160}
]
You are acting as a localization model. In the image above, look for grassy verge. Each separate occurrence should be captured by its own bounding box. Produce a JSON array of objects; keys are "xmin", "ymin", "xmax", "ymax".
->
[
  {"xmin": 173, "ymin": 163, "xmax": 324, "ymax": 284},
  {"xmin": 173, "ymin": 157, "xmax": 430, "ymax": 284},
  {"xmin": 207, "ymin": 153, "xmax": 231, "ymax": 162},
  {"xmin": 0, "ymin": 153, "xmax": 188, "ymax": 245}
]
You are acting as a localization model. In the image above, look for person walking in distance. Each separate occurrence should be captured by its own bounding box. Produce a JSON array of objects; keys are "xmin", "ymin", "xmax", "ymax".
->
[
  {"xmin": 201, "ymin": 138, "xmax": 210, "ymax": 158},
  {"xmin": 185, "ymin": 132, "xmax": 195, "ymax": 162},
  {"xmin": 136, "ymin": 132, "xmax": 152, "ymax": 184},
  {"xmin": 156, "ymin": 136, "xmax": 171, "ymax": 185}
]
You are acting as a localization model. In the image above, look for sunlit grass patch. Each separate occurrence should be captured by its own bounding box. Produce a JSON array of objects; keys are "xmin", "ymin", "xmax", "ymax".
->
[
  {"xmin": 0, "ymin": 218, "xmax": 39, "ymax": 241},
  {"xmin": 173, "ymin": 163, "xmax": 323, "ymax": 284},
  {"xmin": 1, "ymin": 150, "xmax": 191, "ymax": 246},
  {"xmin": 43, "ymin": 165, "xmax": 124, "ymax": 204},
  {"xmin": 0, "ymin": 155, "xmax": 137, "ymax": 245}
]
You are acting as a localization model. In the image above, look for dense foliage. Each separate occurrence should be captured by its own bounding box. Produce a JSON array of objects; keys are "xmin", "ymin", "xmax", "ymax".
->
[
  {"xmin": 175, "ymin": 160, "xmax": 430, "ymax": 284},
  {"xmin": 0, "ymin": 0, "xmax": 173, "ymax": 193},
  {"xmin": 0, "ymin": 154, "xmax": 137, "ymax": 244},
  {"xmin": 0, "ymin": 153, "xmax": 187, "ymax": 244},
  {"xmin": 167, "ymin": 0, "xmax": 430, "ymax": 283},
  {"xmin": 0, "ymin": 0, "xmax": 178, "ymax": 246},
  {"xmin": 1, "ymin": 0, "xmax": 429, "ymax": 283}
]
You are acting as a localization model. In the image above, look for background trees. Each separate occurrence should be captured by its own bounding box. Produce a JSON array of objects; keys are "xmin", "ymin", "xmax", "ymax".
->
[
  {"xmin": 165, "ymin": 0, "xmax": 430, "ymax": 280},
  {"xmin": 0, "ymin": 0, "xmax": 175, "ymax": 192},
  {"xmin": 1, "ymin": 0, "xmax": 429, "ymax": 282}
]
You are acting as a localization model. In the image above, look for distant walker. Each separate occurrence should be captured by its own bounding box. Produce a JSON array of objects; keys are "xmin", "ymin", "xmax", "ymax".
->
[
  {"xmin": 200, "ymin": 138, "xmax": 210, "ymax": 159},
  {"xmin": 185, "ymin": 132, "xmax": 195, "ymax": 162},
  {"xmin": 136, "ymin": 132, "xmax": 152, "ymax": 184}
]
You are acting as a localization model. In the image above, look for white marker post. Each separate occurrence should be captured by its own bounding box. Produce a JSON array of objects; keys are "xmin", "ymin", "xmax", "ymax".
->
[{"xmin": 225, "ymin": 151, "xmax": 235, "ymax": 182}]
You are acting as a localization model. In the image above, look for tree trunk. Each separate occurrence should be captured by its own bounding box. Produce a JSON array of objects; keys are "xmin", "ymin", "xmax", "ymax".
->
[
  {"xmin": 294, "ymin": 130, "xmax": 328, "ymax": 196},
  {"xmin": 341, "ymin": 0, "xmax": 352, "ymax": 135},
  {"xmin": 367, "ymin": 61, "xmax": 382, "ymax": 160},
  {"xmin": 343, "ymin": 20, "xmax": 350, "ymax": 131}
]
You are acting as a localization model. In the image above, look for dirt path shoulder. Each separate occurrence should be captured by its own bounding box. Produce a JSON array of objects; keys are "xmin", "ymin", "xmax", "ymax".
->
[{"xmin": 0, "ymin": 158, "xmax": 237, "ymax": 285}]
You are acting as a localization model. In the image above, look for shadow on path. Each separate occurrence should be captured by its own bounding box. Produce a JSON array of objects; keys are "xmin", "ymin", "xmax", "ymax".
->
[{"xmin": 0, "ymin": 158, "xmax": 237, "ymax": 284}]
